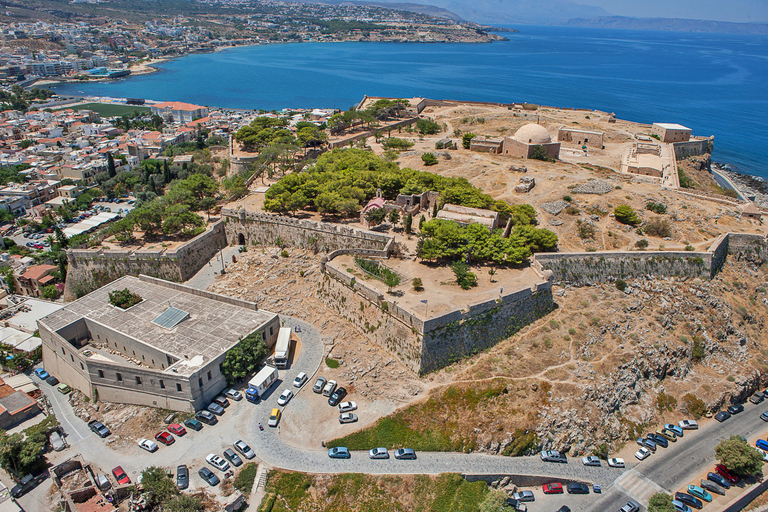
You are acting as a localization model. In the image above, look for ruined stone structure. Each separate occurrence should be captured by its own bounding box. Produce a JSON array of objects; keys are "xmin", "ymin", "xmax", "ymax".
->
[{"xmin": 557, "ymin": 127, "xmax": 604, "ymax": 148}]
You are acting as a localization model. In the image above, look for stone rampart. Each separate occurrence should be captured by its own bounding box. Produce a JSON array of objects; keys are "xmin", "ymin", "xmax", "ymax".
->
[
  {"xmin": 673, "ymin": 138, "xmax": 711, "ymax": 159},
  {"xmin": 223, "ymin": 209, "xmax": 393, "ymax": 254},
  {"xmin": 63, "ymin": 221, "xmax": 226, "ymax": 300}
]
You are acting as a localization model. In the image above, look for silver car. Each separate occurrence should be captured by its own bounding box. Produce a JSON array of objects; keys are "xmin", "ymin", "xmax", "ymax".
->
[
  {"xmin": 313, "ymin": 377, "xmax": 326, "ymax": 393},
  {"xmin": 234, "ymin": 440, "xmax": 255, "ymax": 459},
  {"xmin": 369, "ymin": 447, "xmax": 389, "ymax": 459},
  {"xmin": 339, "ymin": 412, "xmax": 358, "ymax": 424}
]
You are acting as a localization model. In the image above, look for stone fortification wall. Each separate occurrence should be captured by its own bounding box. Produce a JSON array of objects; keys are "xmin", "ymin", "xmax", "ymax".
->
[
  {"xmin": 63, "ymin": 222, "xmax": 226, "ymax": 300},
  {"xmin": 727, "ymin": 233, "xmax": 768, "ymax": 260},
  {"xmin": 673, "ymin": 138, "xmax": 712, "ymax": 159},
  {"xmin": 223, "ymin": 209, "xmax": 393, "ymax": 254},
  {"xmin": 321, "ymin": 260, "xmax": 554, "ymax": 373}
]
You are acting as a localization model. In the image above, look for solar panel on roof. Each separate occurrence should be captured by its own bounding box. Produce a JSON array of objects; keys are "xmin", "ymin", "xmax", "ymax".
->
[{"xmin": 152, "ymin": 307, "xmax": 189, "ymax": 329}]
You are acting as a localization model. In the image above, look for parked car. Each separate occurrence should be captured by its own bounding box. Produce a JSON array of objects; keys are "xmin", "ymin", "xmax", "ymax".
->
[
  {"xmin": 213, "ymin": 395, "xmax": 230, "ymax": 408},
  {"xmin": 556, "ymin": 507, "xmax": 571, "ymax": 512},
  {"xmin": 223, "ymin": 448, "xmax": 243, "ymax": 467},
  {"xmin": 338, "ymin": 401, "xmax": 357, "ymax": 413},
  {"xmin": 328, "ymin": 447, "xmax": 350, "ymax": 459},
  {"xmin": 678, "ymin": 420, "xmax": 698, "ymax": 430},
  {"xmin": 607, "ymin": 458, "xmax": 625, "ymax": 468},
  {"xmin": 707, "ymin": 472, "xmax": 731, "ymax": 489},
  {"xmin": 672, "ymin": 499, "xmax": 692, "ymax": 512},
  {"xmin": 49, "ymin": 431, "xmax": 66, "ymax": 452},
  {"xmin": 224, "ymin": 389, "xmax": 243, "ymax": 401},
  {"xmin": 155, "ymin": 432, "xmax": 175, "ymax": 446},
  {"xmin": 33, "ymin": 368, "xmax": 49, "ymax": 380},
  {"xmin": 328, "ymin": 386, "xmax": 347, "ymax": 406},
  {"xmin": 659, "ymin": 429, "xmax": 678, "ymax": 441},
  {"xmin": 637, "ymin": 437, "xmax": 657, "ymax": 452},
  {"xmin": 700, "ymin": 479, "xmax": 726, "ymax": 496},
  {"xmin": 634, "ymin": 447, "xmax": 651, "ymax": 461},
  {"xmin": 10, "ymin": 470, "xmax": 48, "ymax": 498},
  {"xmin": 293, "ymin": 372, "xmax": 308, "ymax": 388},
  {"xmin": 207, "ymin": 403, "xmax": 225, "ymax": 415},
  {"xmin": 339, "ymin": 412, "xmax": 358, "ymax": 424},
  {"xmin": 715, "ymin": 464, "xmax": 739, "ymax": 484},
  {"xmin": 167, "ymin": 423, "xmax": 187, "ymax": 436},
  {"xmin": 540, "ymin": 450, "xmax": 567, "ymax": 463},
  {"xmin": 756, "ymin": 439, "xmax": 768, "ymax": 451},
  {"xmin": 313, "ymin": 376, "xmax": 327, "ymax": 393},
  {"xmin": 176, "ymin": 465, "xmax": 188, "ymax": 489},
  {"xmin": 138, "ymin": 439, "xmax": 158, "ymax": 452},
  {"xmin": 198, "ymin": 467, "xmax": 220, "ymax": 486},
  {"xmin": 619, "ymin": 500, "xmax": 640, "ymax": 512},
  {"xmin": 277, "ymin": 389, "xmax": 293, "ymax": 406},
  {"xmin": 88, "ymin": 420, "xmax": 111, "ymax": 438},
  {"xmin": 567, "ymin": 482, "xmax": 590, "ymax": 494},
  {"xmin": 714, "ymin": 410, "xmax": 731, "ymax": 422},
  {"xmin": 581, "ymin": 456, "xmax": 601, "ymax": 466},
  {"xmin": 112, "ymin": 466, "xmax": 131, "ymax": 485},
  {"xmin": 369, "ymin": 447, "xmax": 389, "ymax": 459},
  {"xmin": 506, "ymin": 498, "xmax": 528, "ymax": 512},
  {"xmin": 727, "ymin": 403, "xmax": 744, "ymax": 415},
  {"xmin": 196, "ymin": 410, "xmax": 217, "ymax": 425},
  {"xmin": 45, "ymin": 375, "xmax": 59, "ymax": 386},
  {"xmin": 687, "ymin": 485, "xmax": 712, "ymax": 502},
  {"xmin": 322, "ymin": 380, "xmax": 337, "ymax": 397},
  {"xmin": 56, "ymin": 383, "xmax": 71, "ymax": 394},
  {"xmin": 761, "ymin": 411, "xmax": 768, "ymax": 422},
  {"xmin": 750, "ymin": 392, "xmax": 765, "ymax": 404},
  {"xmin": 394, "ymin": 448, "xmax": 417, "ymax": 460},
  {"xmin": 543, "ymin": 482, "xmax": 563, "ymax": 494},
  {"xmin": 512, "ymin": 491, "xmax": 535, "ymax": 502},
  {"xmin": 206, "ymin": 453, "xmax": 230, "ymax": 472},
  {"xmin": 234, "ymin": 440, "xmax": 255, "ymax": 459},
  {"xmin": 184, "ymin": 418, "xmax": 203, "ymax": 431},
  {"xmin": 647, "ymin": 433, "xmax": 668, "ymax": 448},
  {"xmin": 674, "ymin": 492, "xmax": 703, "ymax": 510},
  {"xmin": 268, "ymin": 408, "xmax": 281, "ymax": 427}
]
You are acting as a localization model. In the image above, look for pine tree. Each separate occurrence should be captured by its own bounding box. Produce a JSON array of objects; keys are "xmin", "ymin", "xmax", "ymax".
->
[
  {"xmin": 432, "ymin": 202, "xmax": 438, "ymax": 218},
  {"xmin": 419, "ymin": 214, "xmax": 426, "ymax": 231}
]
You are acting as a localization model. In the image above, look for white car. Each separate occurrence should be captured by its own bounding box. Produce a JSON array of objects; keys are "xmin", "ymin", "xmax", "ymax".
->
[
  {"xmin": 206, "ymin": 453, "xmax": 230, "ymax": 472},
  {"xmin": 581, "ymin": 455, "xmax": 601, "ymax": 466},
  {"xmin": 277, "ymin": 389, "xmax": 293, "ymax": 406},
  {"xmin": 758, "ymin": 448, "xmax": 768, "ymax": 463},
  {"xmin": 339, "ymin": 412, "xmax": 358, "ymax": 424},
  {"xmin": 608, "ymin": 457, "xmax": 626, "ymax": 468},
  {"xmin": 634, "ymin": 447, "xmax": 651, "ymax": 461},
  {"xmin": 138, "ymin": 439, "xmax": 158, "ymax": 452},
  {"xmin": 322, "ymin": 380, "xmax": 337, "ymax": 397},
  {"xmin": 338, "ymin": 401, "xmax": 357, "ymax": 413},
  {"xmin": 678, "ymin": 419, "xmax": 699, "ymax": 430},
  {"xmin": 293, "ymin": 372, "xmax": 308, "ymax": 388}
]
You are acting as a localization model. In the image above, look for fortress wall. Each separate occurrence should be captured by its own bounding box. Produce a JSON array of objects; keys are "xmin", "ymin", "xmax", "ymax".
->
[
  {"xmin": 673, "ymin": 139, "xmax": 711, "ymax": 158},
  {"xmin": 727, "ymin": 233, "xmax": 768, "ymax": 261},
  {"xmin": 534, "ymin": 251, "xmax": 713, "ymax": 286},
  {"xmin": 166, "ymin": 221, "xmax": 227, "ymax": 280},
  {"xmin": 223, "ymin": 209, "xmax": 392, "ymax": 253}
]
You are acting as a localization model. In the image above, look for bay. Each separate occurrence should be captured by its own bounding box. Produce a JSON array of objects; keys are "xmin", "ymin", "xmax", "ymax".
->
[{"xmin": 51, "ymin": 25, "xmax": 768, "ymax": 178}]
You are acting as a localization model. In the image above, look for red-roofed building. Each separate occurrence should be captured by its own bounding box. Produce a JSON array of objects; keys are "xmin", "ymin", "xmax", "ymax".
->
[
  {"xmin": 151, "ymin": 101, "xmax": 209, "ymax": 124},
  {"xmin": 16, "ymin": 264, "xmax": 57, "ymax": 297}
]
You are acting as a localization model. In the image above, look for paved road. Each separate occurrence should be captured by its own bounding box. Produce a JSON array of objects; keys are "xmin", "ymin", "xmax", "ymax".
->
[{"xmin": 589, "ymin": 403, "xmax": 768, "ymax": 512}]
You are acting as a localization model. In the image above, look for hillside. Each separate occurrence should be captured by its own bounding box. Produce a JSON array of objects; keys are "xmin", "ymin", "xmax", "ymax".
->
[{"xmin": 563, "ymin": 16, "xmax": 768, "ymax": 34}]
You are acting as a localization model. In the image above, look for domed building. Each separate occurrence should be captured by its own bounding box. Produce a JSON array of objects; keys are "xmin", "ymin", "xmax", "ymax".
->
[{"xmin": 499, "ymin": 123, "xmax": 561, "ymax": 160}]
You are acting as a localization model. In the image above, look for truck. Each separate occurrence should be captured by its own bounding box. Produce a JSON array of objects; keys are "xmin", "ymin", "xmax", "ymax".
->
[
  {"xmin": 273, "ymin": 327, "xmax": 292, "ymax": 369},
  {"xmin": 245, "ymin": 365, "xmax": 278, "ymax": 403}
]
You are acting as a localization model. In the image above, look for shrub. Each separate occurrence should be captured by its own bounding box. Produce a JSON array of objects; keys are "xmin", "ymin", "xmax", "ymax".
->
[
  {"xmin": 615, "ymin": 279, "xmax": 627, "ymax": 291},
  {"xmin": 381, "ymin": 137, "xmax": 414, "ymax": 150},
  {"xmin": 451, "ymin": 260, "xmax": 477, "ymax": 290},
  {"xmin": 644, "ymin": 218, "xmax": 672, "ymax": 238},
  {"xmin": 325, "ymin": 357, "xmax": 340, "ymax": 369},
  {"xmin": 656, "ymin": 391, "xmax": 677, "ymax": 412},
  {"xmin": 648, "ymin": 492, "xmax": 675, "ymax": 512},
  {"xmin": 416, "ymin": 118, "xmax": 441, "ymax": 135},
  {"xmin": 501, "ymin": 429, "xmax": 540, "ymax": 456},
  {"xmin": 108, "ymin": 288, "xmax": 142, "ymax": 309},
  {"xmin": 691, "ymin": 337, "xmax": 705, "ymax": 361},
  {"xmin": 234, "ymin": 463, "xmax": 258, "ymax": 494},
  {"xmin": 565, "ymin": 205, "xmax": 579, "ymax": 215},
  {"xmin": 421, "ymin": 153, "xmax": 438, "ymax": 166},
  {"xmin": 280, "ymin": 249, "xmax": 289, "ymax": 257},
  {"xmin": 412, "ymin": 278, "xmax": 423, "ymax": 291},
  {"xmin": 577, "ymin": 220, "xmax": 595, "ymax": 239},
  {"xmin": 462, "ymin": 132, "xmax": 476, "ymax": 149},
  {"xmin": 682, "ymin": 393, "xmax": 706, "ymax": 419},
  {"xmin": 646, "ymin": 201, "xmax": 667, "ymax": 214},
  {"xmin": 614, "ymin": 205, "xmax": 640, "ymax": 225},
  {"xmin": 530, "ymin": 145, "xmax": 555, "ymax": 162},
  {"xmin": 635, "ymin": 239, "xmax": 649, "ymax": 249},
  {"xmin": 593, "ymin": 443, "xmax": 609, "ymax": 460},
  {"xmin": 563, "ymin": 195, "xmax": 572, "ymax": 202}
]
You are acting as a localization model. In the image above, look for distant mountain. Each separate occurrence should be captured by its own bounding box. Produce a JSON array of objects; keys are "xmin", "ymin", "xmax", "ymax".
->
[
  {"xmin": 297, "ymin": 0, "xmax": 611, "ymax": 25},
  {"xmin": 286, "ymin": 0, "xmax": 466, "ymax": 22},
  {"xmin": 563, "ymin": 16, "xmax": 768, "ymax": 35}
]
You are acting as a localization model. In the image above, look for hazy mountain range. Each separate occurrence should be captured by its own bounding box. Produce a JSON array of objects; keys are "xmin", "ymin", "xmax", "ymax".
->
[{"xmin": 563, "ymin": 16, "xmax": 768, "ymax": 34}]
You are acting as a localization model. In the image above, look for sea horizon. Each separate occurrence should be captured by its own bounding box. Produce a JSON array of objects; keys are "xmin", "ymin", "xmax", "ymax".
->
[{"xmin": 50, "ymin": 25, "xmax": 768, "ymax": 179}]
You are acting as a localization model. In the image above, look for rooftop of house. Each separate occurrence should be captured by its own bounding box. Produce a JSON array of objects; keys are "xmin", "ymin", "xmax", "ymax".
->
[
  {"xmin": 152, "ymin": 101, "xmax": 207, "ymax": 111},
  {"xmin": 39, "ymin": 275, "xmax": 277, "ymax": 364}
]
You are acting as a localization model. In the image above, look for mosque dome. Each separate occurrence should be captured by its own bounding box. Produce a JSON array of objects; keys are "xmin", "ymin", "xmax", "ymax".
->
[{"xmin": 513, "ymin": 124, "xmax": 552, "ymax": 145}]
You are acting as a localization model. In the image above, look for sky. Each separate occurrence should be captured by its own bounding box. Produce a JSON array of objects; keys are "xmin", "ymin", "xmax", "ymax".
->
[{"xmin": 574, "ymin": 0, "xmax": 768, "ymax": 23}]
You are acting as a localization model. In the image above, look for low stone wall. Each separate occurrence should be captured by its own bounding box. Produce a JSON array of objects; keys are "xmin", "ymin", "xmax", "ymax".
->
[
  {"xmin": 63, "ymin": 222, "xmax": 226, "ymax": 300},
  {"xmin": 223, "ymin": 209, "xmax": 393, "ymax": 254},
  {"xmin": 673, "ymin": 138, "xmax": 711, "ymax": 158}
]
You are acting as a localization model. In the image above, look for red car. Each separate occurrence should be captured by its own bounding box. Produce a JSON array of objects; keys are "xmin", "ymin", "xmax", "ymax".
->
[
  {"xmin": 111, "ymin": 466, "xmax": 131, "ymax": 485},
  {"xmin": 715, "ymin": 464, "xmax": 739, "ymax": 484},
  {"xmin": 167, "ymin": 423, "xmax": 187, "ymax": 436},
  {"xmin": 543, "ymin": 482, "xmax": 564, "ymax": 494},
  {"xmin": 154, "ymin": 431, "xmax": 175, "ymax": 445}
]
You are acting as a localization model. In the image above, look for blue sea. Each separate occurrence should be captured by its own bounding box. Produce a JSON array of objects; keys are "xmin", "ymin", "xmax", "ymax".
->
[{"xmin": 51, "ymin": 25, "xmax": 768, "ymax": 178}]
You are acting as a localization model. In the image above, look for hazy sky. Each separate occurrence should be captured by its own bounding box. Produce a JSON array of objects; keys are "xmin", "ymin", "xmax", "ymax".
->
[{"xmin": 575, "ymin": 0, "xmax": 768, "ymax": 23}]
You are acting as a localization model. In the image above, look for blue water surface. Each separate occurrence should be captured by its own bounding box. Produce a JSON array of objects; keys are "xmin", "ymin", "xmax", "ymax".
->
[{"xmin": 51, "ymin": 25, "xmax": 768, "ymax": 177}]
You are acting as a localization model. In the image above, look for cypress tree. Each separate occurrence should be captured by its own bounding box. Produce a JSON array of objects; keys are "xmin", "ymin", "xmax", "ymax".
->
[
  {"xmin": 107, "ymin": 152, "xmax": 116, "ymax": 178},
  {"xmin": 404, "ymin": 213, "xmax": 413, "ymax": 234}
]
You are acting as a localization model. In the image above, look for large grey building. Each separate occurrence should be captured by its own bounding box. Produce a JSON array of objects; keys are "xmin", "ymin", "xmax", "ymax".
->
[{"xmin": 38, "ymin": 275, "xmax": 280, "ymax": 412}]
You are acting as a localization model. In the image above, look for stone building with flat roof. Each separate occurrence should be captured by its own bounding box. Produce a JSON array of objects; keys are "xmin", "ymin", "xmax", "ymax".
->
[
  {"xmin": 37, "ymin": 275, "xmax": 280, "ymax": 412},
  {"xmin": 652, "ymin": 123, "xmax": 691, "ymax": 143}
]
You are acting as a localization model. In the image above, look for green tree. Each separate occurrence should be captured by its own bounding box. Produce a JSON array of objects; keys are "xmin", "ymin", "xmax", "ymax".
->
[
  {"xmin": 41, "ymin": 285, "xmax": 59, "ymax": 300},
  {"xmin": 614, "ymin": 205, "xmax": 640, "ymax": 225},
  {"xmin": 421, "ymin": 153, "xmax": 438, "ymax": 166},
  {"xmin": 479, "ymin": 490, "xmax": 510, "ymax": 512},
  {"xmin": 162, "ymin": 204, "xmax": 204, "ymax": 236},
  {"xmin": 132, "ymin": 202, "xmax": 164, "ymax": 235},
  {"xmin": 419, "ymin": 214, "xmax": 426, "ymax": 231},
  {"xmin": 530, "ymin": 144, "xmax": 555, "ymax": 162},
  {"xmin": 388, "ymin": 210, "xmax": 400, "ymax": 226},
  {"xmin": 141, "ymin": 467, "xmax": 178, "ymax": 505},
  {"xmin": 383, "ymin": 271, "xmax": 401, "ymax": 293},
  {"xmin": 221, "ymin": 333, "xmax": 268, "ymax": 384},
  {"xmin": 365, "ymin": 208, "xmax": 386, "ymax": 226},
  {"xmin": 107, "ymin": 152, "xmax": 116, "ymax": 178},
  {"xmin": 715, "ymin": 436, "xmax": 764, "ymax": 476},
  {"xmin": 647, "ymin": 492, "xmax": 675, "ymax": 512},
  {"xmin": 451, "ymin": 260, "xmax": 477, "ymax": 290},
  {"xmin": 404, "ymin": 213, "xmax": 413, "ymax": 234},
  {"xmin": 462, "ymin": 132, "xmax": 476, "ymax": 149}
]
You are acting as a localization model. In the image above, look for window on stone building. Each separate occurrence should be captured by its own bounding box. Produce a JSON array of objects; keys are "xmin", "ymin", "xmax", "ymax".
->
[
  {"xmin": 207, "ymin": 371, "xmax": 212, "ymax": 381},
  {"xmin": 98, "ymin": 370, "xmax": 104, "ymax": 378},
  {"xmin": 116, "ymin": 373, "xmax": 122, "ymax": 382},
  {"xmin": 159, "ymin": 380, "xmax": 165, "ymax": 389},
  {"xmin": 176, "ymin": 383, "xmax": 182, "ymax": 392},
  {"xmin": 135, "ymin": 376, "xmax": 142, "ymax": 385},
  {"xmin": 198, "ymin": 378, "xmax": 203, "ymax": 388}
]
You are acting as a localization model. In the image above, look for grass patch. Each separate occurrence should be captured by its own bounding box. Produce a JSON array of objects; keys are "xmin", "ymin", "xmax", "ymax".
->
[
  {"xmin": 234, "ymin": 463, "xmax": 258, "ymax": 494},
  {"xmin": 53, "ymin": 102, "xmax": 150, "ymax": 117},
  {"xmin": 325, "ymin": 357, "xmax": 340, "ymax": 369}
]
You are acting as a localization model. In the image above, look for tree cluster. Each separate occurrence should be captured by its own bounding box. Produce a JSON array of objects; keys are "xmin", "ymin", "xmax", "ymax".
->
[
  {"xmin": 416, "ymin": 118, "xmax": 441, "ymax": 135},
  {"xmin": 221, "ymin": 333, "xmax": 268, "ymax": 384},
  {"xmin": 0, "ymin": 416, "xmax": 60, "ymax": 476},
  {"xmin": 140, "ymin": 467, "xmax": 205, "ymax": 512},
  {"xmin": 108, "ymin": 288, "xmax": 142, "ymax": 309},
  {"xmin": 715, "ymin": 436, "xmax": 763, "ymax": 476},
  {"xmin": 234, "ymin": 117, "xmax": 293, "ymax": 150},
  {"xmin": 0, "ymin": 86, "xmax": 54, "ymax": 112}
]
